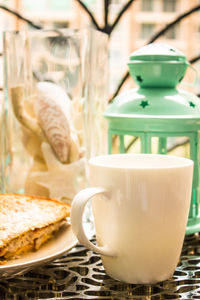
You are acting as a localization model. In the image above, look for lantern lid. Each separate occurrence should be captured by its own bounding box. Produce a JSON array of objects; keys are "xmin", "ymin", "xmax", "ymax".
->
[
  {"xmin": 128, "ymin": 43, "xmax": 190, "ymax": 88},
  {"xmin": 104, "ymin": 88, "xmax": 200, "ymax": 121},
  {"xmin": 129, "ymin": 43, "xmax": 187, "ymax": 62}
]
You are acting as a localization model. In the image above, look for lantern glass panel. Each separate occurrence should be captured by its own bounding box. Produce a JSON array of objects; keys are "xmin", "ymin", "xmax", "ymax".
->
[
  {"xmin": 111, "ymin": 135, "xmax": 120, "ymax": 154},
  {"xmin": 167, "ymin": 137, "xmax": 190, "ymax": 158},
  {"xmin": 110, "ymin": 135, "xmax": 142, "ymax": 154},
  {"xmin": 125, "ymin": 135, "xmax": 141, "ymax": 154},
  {"xmin": 150, "ymin": 136, "xmax": 190, "ymax": 157}
]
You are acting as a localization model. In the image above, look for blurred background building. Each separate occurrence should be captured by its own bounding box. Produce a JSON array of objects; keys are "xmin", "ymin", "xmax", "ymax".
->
[{"xmin": 0, "ymin": 0, "xmax": 199, "ymax": 96}]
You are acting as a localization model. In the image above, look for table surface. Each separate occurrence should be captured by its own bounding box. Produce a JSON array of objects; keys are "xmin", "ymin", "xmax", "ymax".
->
[{"xmin": 1, "ymin": 234, "xmax": 200, "ymax": 300}]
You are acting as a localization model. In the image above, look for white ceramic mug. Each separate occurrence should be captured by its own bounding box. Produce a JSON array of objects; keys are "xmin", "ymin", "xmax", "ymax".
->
[{"xmin": 71, "ymin": 154, "xmax": 193, "ymax": 284}]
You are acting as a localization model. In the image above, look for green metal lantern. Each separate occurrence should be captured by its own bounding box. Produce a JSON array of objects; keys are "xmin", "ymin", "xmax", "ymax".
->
[{"xmin": 104, "ymin": 43, "xmax": 200, "ymax": 234}]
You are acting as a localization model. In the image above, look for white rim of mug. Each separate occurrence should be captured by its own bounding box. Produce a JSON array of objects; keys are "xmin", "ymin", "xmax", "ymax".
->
[{"xmin": 89, "ymin": 153, "xmax": 194, "ymax": 170}]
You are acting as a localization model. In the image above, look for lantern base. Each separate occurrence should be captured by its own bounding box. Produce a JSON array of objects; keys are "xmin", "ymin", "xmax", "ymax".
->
[{"xmin": 186, "ymin": 218, "xmax": 200, "ymax": 235}]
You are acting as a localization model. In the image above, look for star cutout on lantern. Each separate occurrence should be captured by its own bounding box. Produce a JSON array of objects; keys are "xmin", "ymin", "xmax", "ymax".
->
[
  {"xmin": 136, "ymin": 75, "xmax": 143, "ymax": 82},
  {"xmin": 140, "ymin": 100, "xmax": 149, "ymax": 108},
  {"xmin": 30, "ymin": 142, "xmax": 86, "ymax": 203},
  {"xmin": 189, "ymin": 101, "xmax": 196, "ymax": 108}
]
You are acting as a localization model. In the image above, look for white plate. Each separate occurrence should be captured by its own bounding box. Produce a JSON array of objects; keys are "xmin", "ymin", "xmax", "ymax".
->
[{"xmin": 0, "ymin": 224, "xmax": 77, "ymax": 279}]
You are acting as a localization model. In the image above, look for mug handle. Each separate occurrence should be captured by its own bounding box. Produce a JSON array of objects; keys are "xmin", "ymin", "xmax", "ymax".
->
[{"xmin": 71, "ymin": 187, "xmax": 117, "ymax": 257}]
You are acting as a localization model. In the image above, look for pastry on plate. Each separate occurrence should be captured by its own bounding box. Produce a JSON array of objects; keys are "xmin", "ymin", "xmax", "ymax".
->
[{"xmin": 0, "ymin": 193, "xmax": 70, "ymax": 264}]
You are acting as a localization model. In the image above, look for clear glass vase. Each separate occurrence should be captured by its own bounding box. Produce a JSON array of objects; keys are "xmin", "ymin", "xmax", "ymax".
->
[{"xmin": 3, "ymin": 28, "xmax": 108, "ymax": 205}]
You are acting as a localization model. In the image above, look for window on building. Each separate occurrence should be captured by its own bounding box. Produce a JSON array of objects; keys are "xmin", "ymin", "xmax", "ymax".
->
[
  {"xmin": 163, "ymin": 0, "xmax": 177, "ymax": 12},
  {"xmin": 141, "ymin": 0, "xmax": 153, "ymax": 11},
  {"xmin": 164, "ymin": 25, "xmax": 179, "ymax": 39},
  {"xmin": 21, "ymin": 0, "xmax": 72, "ymax": 11},
  {"xmin": 140, "ymin": 23, "xmax": 155, "ymax": 39}
]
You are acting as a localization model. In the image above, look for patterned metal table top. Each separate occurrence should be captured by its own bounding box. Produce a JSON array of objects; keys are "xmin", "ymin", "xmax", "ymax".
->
[{"xmin": 1, "ymin": 234, "xmax": 200, "ymax": 299}]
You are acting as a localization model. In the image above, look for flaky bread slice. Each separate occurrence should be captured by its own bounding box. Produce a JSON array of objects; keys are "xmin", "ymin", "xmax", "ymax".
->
[{"xmin": 0, "ymin": 193, "xmax": 70, "ymax": 264}]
